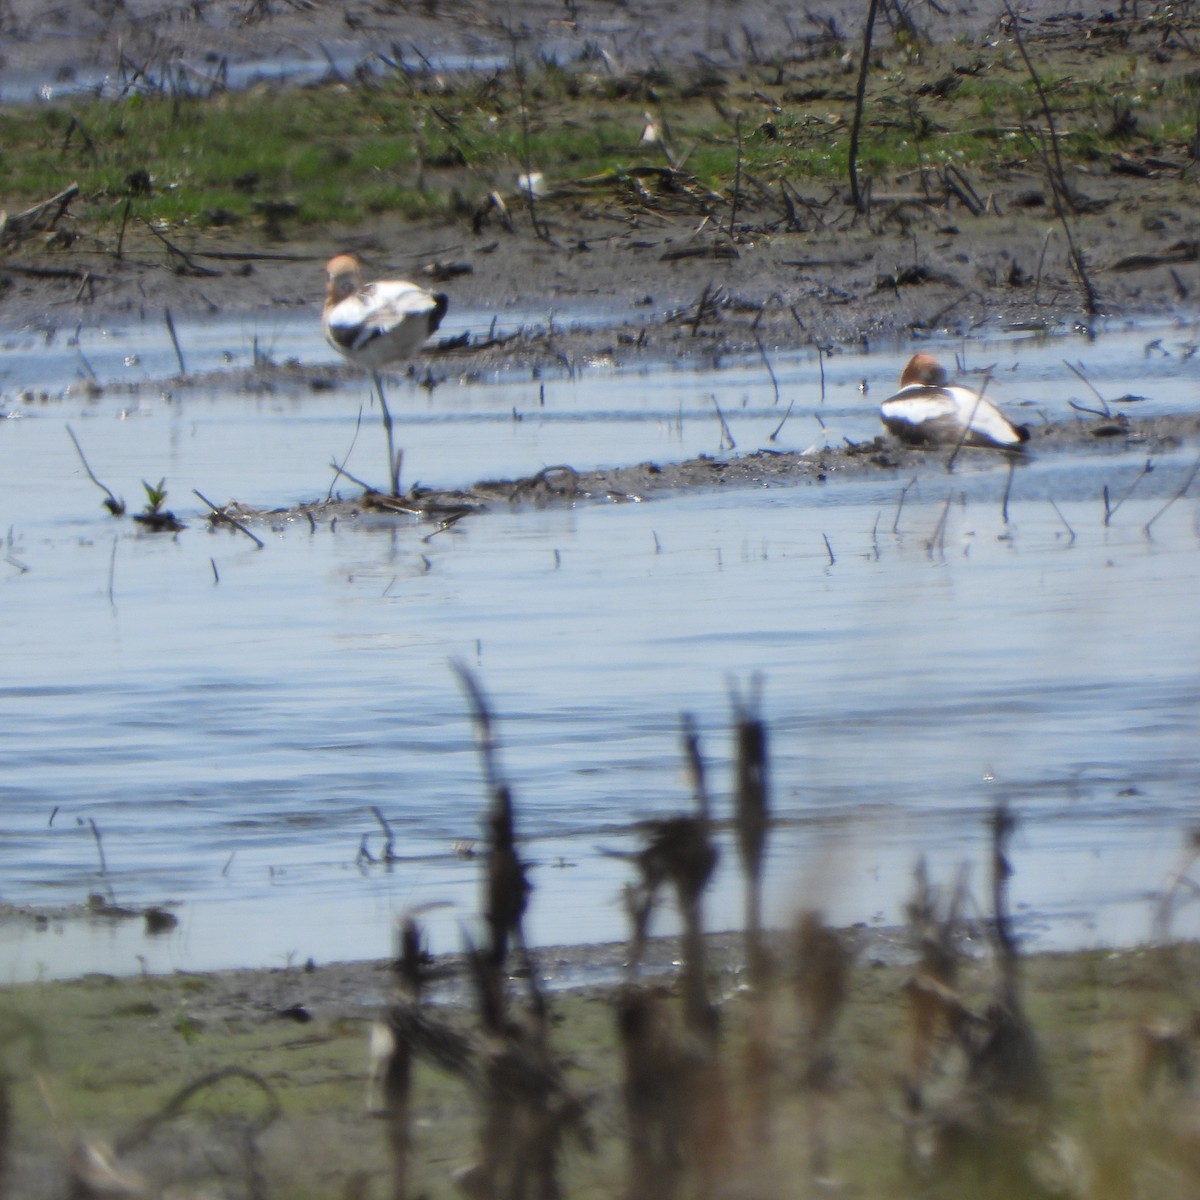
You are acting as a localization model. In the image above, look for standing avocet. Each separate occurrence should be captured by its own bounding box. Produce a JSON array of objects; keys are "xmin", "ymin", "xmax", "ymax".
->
[{"xmin": 322, "ymin": 253, "xmax": 449, "ymax": 370}]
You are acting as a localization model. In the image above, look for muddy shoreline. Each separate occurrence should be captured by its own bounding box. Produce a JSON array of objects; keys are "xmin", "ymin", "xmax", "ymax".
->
[
  {"xmin": 6, "ymin": 193, "xmax": 1197, "ymax": 372},
  {"xmin": 2, "ymin": 1, "xmax": 1197, "ymax": 364}
]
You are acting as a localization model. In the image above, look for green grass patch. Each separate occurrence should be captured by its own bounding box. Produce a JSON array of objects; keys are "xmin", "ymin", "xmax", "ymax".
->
[
  {"xmin": 0, "ymin": 25, "xmax": 1195, "ymax": 240},
  {"xmin": 4, "ymin": 943, "xmax": 1200, "ymax": 1198}
]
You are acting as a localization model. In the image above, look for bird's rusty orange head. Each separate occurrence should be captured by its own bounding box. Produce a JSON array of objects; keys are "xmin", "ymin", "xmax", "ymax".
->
[
  {"xmin": 900, "ymin": 353, "xmax": 949, "ymax": 387},
  {"xmin": 325, "ymin": 254, "xmax": 363, "ymax": 302}
]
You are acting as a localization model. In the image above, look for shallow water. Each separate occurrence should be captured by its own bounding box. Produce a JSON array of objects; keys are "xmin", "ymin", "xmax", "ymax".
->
[
  {"xmin": 0, "ymin": 46, "xmax": 511, "ymax": 105},
  {"xmin": 2, "ymin": 311, "xmax": 1199, "ymax": 982}
]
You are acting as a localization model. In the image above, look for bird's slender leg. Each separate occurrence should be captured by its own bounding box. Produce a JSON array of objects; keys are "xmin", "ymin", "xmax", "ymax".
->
[{"xmin": 373, "ymin": 371, "xmax": 402, "ymax": 497}]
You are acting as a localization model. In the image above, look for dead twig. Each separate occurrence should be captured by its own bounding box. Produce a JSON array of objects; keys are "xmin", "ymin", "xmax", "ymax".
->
[
  {"xmin": 710, "ymin": 394, "xmax": 736, "ymax": 450},
  {"xmin": 1143, "ymin": 454, "xmax": 1200, "ymax": 537},
  {"xmin": 193, "ymin": 490, "xmax": 265, "ymax": 549},
  {"xmin": 66, "ymin": 425, "xmax": 125, "ymax": 515},
  {"xmin": 1064, "ymin": 359, "xmax": 1111, "ymax": 417},
  {"xmin": 946, "ymin": 369, "xmax": 995, "ymax": 472},
  {"xmin": 1103, "ymin": 458, "xmax": 1153, "ymax": 526},
  {"xmin": 0, "ymin": 183, "xmax": 79, "ymax": 244},
  {"xmin": 847, "ymin": 0, "xmax": 881, "ymax": 211},
  {"xmin": 137, "ymin": 216, "xmax": 222, "ymax": 276}
]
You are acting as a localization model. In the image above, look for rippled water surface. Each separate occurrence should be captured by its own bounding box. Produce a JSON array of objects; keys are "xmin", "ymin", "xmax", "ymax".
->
[{"xmin": 2, "ymin": 311, "xmax": 1199, "ymax": 981}]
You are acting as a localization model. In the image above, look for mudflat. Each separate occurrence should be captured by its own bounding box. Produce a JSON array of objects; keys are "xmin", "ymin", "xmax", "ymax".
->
[{"xmin": 1, "ymin": 0, "xmax": 1196, "ymax": 370}]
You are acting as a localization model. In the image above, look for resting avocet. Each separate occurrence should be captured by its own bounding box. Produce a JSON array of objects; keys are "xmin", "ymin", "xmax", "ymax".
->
[
  {"xmin": 322, "ymin": 253, "xmax": 448, "ymax": 370},
  {"xmin": 880, "ymin": 353, "xmax": 1030, "ymax": 450}
]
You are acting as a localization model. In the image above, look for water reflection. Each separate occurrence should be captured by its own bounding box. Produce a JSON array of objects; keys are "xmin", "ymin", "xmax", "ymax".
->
[{"xmin": 1, "ymin": 319, "xmax": 1199, "ymax": 981}]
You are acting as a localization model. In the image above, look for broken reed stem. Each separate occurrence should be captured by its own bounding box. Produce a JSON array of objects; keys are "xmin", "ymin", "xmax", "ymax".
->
[
  {"xmin": 1002, "ymin": 0, "xmax": 1100, "ymax": 316},
  {"xmin": 383, "ymin": 1026, "xmax": 413, "ymax": 1200},
  {"xmin": 116, "ymin": 197, "xmax": 131, "ymax": 259},
  {"xmin": 768, "ymin": 393, "xmax": 797, "ymax": 442},
  {"xmin": 822, "ymin": 532, "xmax": 835, "ymax": 565},
  {"xmin": 192, "ymin": 489, "xmax": 265, "ymax": 549},
  {"xmin": 87, "ymin": 817, "xmax": 114, "ymax": 902},
  {"xmin": 681, "ymin": 712, "xmax": 711, "ymax": 819},
  {"xmin": 732, "ymin": 684, "xmax": 773, "ymax": 1149},
  {"xmin": 454, "ymin": 663, "xmax": 532, "ymax": 976},
  {"xmin": 893, "ymin": 475, "xmax": 918, "ymax": 534},
  {"xmin": 107, "ymin": 535, "xmax": 118, "ymax": 607},
  {"xmin": 926, "ymin": 493, "xmax": 955, "ymax": 559},
  {"xmin": 373, "ymin": 922, "xmax": 429, "ymax": 1200},
  {"xmin": 1049, "ymin": 497, "xmax": 1076, "ymax": 542},
  {"xmin": 691, "ymin": 280, "xmax": 714, "ymax": 336},
  {"xmin": 163, "ymin": 307, "xmax": 187, "ymax": 376},
  {"xmin": 507, "ymin": 29, "xmax": 550, "ymax": 245},
  {"xmin": 989, "ymin": 804, "xmax": 1020, "ymax": 998},
  {"xmin": 327, "ymin": 405, "xmax": 366, "ymax": 502},
  {"xmin": 1023, "ymin": 124, "xmax": 1099, "ymax": 315},
  {"xmin": 1003, "ymin": 0, "xmax": 1071, "ymax": 207},
  {"xmin": 329, "ymin": 460, "xmax": 376, "ymax": 495},
  {"xmin": 728, "ymin": 112, "xmax": 743, "ymax": 238},
  {"xmin": 731, "ymin": 688, "xmax": 768, "ymax": 982},
  {"xmin": 754, "ymin": 335, "xmax": 781, "ymax": 406},
  {"xmin": 66, "ymin": 424, "xmax": 125, "ymax": 515},
  {"xmin": 1063, "ymin": 359, "xmax": 1111, "ymax": 416},
  {"xmin": 946, "ymin": 369, "xmax": 994, "ymax": 473},
  {"xmin": 1151, "ymin": 832, "xmax": 1200, "ymax": 942},
  {"xmin": 371, "ymin": 804, "xmax": 397, "ymax": 862},
  {"xmin": 1103, "ymin": 457, "xmax": 1153, "ymax": 526},
  {"xmin": 847, "ymin": 0, "xmax": 881, "ymax": 211},
  {"xmin": 1143, "ymin": 454, "xmax": 1200, "ymax": 537},
  {"xmin": 1001, "ymin": 459, "xmax": 1016, "ymax": 524},
  {"xmin": 1033, "ymin": 226, "xmax": 1054, "ymax": 305},
  {"xmin": 710, "ymin": 394, "xmax": 736, "ymax": 450}
]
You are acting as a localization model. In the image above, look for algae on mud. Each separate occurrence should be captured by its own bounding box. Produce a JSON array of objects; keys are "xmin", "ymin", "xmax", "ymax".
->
[{"xmin": 0, "ymin": 1, "xmax": 1197, "ymax": 347}]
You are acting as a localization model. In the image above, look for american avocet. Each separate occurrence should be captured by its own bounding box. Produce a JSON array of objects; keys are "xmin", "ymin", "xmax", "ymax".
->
[
  {"xmin": 880, "ymin": 353, "xmax": 1030, "ymax": 450},
  {"xmin": 322, "ymin": 253, "xmax": 448, "ymax": 370}
]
